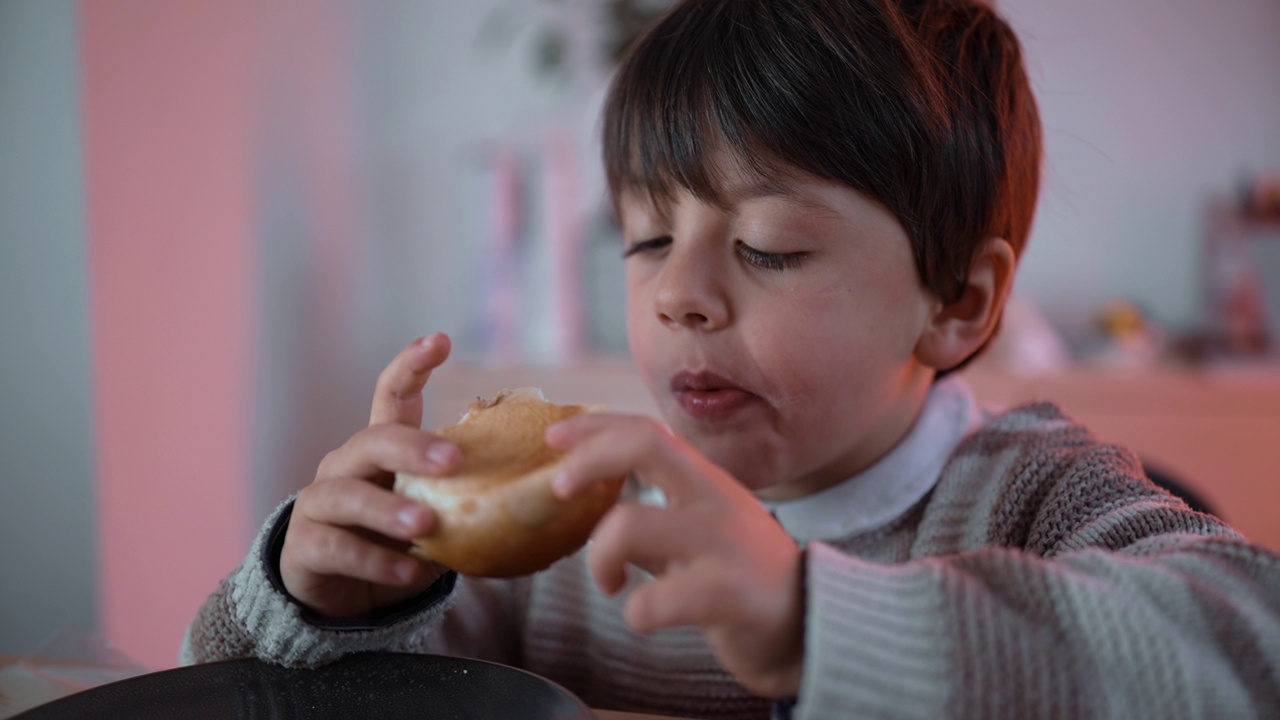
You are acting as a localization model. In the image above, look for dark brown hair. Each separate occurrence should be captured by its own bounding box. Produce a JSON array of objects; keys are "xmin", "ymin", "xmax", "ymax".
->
[{"xmin": 602, "ymin": 0, "xmax": 1042, "ymax": 312}]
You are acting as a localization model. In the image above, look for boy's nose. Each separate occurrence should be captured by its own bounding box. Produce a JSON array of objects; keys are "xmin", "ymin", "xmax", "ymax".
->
[
  {"xmin": 652, "ymin": 246, "xmax": 730, "ymax": 331},
  {"xmin": 659, "ymin": 306, "xmax": 715, "ymax": 329}
]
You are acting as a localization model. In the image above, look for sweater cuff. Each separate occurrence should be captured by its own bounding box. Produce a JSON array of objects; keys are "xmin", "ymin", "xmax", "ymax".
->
[
  {"xmin": 225, "ymin": 496, "xmax": 459, "ymax": 667},
  {"xmin": 794, "ymin": 542, "xmax": 952, "ymax": 720}
]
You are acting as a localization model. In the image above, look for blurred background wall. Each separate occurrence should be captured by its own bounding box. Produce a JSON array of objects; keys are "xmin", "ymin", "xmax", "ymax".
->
[
  {"xmin": 1, "ymin": 0, "xmax": 1278, "ymax": 669},
  {"xmin": 0, "ymin": 0, "xmax": 96, "ymax": 661},
  {"xmin": 1003, "ymin": 0, "xmax": 1280, "ymax": 338}
]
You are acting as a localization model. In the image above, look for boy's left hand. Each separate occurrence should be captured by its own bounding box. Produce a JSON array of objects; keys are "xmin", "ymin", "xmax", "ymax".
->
[{"xmin": 547, "ymin": 413, "xmax": 804, "ymax": 698}]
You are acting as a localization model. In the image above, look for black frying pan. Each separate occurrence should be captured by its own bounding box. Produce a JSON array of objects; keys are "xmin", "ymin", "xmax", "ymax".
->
[{"xmin": 13, "ymin": 652, "xmax": 595, "ymax": 719}]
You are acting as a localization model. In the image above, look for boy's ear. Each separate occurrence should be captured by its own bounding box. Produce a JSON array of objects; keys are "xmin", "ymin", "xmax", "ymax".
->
[{"xmin": 914, "ymin": 237, "xmax": 1017, "ymax": 371}]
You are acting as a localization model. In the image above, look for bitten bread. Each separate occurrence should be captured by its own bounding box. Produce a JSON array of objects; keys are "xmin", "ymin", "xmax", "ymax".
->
[{"xmin": 394, "ymin": 388, "xmax": 624, "ymax": 577}]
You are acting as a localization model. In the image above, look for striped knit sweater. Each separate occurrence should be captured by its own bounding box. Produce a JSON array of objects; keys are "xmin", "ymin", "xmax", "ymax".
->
[{"xmin": 181, "ymin": 402, "xmax": 1280, "ymax": 719}]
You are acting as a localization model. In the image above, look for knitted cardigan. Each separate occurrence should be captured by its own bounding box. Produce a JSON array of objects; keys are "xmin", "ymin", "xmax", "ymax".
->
[{"xmin": 181, "ymin": 402, "xmax": 1280, "ymax": 719}]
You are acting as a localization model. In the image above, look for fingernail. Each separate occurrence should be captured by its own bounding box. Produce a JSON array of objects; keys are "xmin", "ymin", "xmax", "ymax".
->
[
  {"xmin": 552, "ymin": 469, "xmax": 572, "ymax": 497},
  {"xmin": 418, "ymin": 334, "xmax": 436, "ymax": 347},
  {"xmin": 396, "ymin": 561, "xmax": 417, "ymax": 583},
  {"xmin": 397, "ymin": 505, "xmax": 426, "ymax": 530},
  {"xmin": 426, "ymin": 442, "xmax": 458, "ymax": 469}
]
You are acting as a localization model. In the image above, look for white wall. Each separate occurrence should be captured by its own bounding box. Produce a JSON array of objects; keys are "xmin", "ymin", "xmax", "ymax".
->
[
  {"xmin": 1001, "ymin": 0, "xmax": 1280, "ymax": 337},
  {"xmin": 346, "ymin": 0, "xmax": 619, "ymax": 361},
  {"xmin": 0, "ymin": 0, "xmax": 96, "ymax": 655}
]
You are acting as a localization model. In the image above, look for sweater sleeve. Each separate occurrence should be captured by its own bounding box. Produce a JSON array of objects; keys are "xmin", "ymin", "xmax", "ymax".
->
[
  {"xmin": 178, "ymin": 498, "xmax": 450, "ymax": 667},
  {"xmin": 793, "ymin": 404, "xmax": 1280, "ymax": 720},
  {"xmin": 797, "ymin": 535, "xmax": 1280, "ymax": 719},
  {"xmin": 179, "ymin": 497, "xmax": 526, "ymax": 669}
]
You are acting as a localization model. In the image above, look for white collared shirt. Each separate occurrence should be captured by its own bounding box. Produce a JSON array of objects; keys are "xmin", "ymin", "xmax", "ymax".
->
[{"xmin": 761, "ymin": 375, "xmax": 988, "ymax": 544}]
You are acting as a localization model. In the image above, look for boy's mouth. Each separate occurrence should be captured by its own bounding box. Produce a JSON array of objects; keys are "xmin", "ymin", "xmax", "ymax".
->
[{"xmin": 669, "ymin": 371, "xmax": 757, "ymax": 421}]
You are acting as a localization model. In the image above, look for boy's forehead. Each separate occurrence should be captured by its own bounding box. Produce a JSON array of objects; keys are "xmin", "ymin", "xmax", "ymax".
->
[
  {"xmin": 617, "ymin": 164, "xmax": 841, "ymax": 219},
  {"xmin": 610, "ymin": 118, "xmax": 848, "ymax": 219}
]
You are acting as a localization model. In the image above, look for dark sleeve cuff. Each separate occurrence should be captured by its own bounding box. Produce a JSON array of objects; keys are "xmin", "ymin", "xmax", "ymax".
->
[
  {"xmin": 262, "ymin": 499, "xmax": 457, "ymax": 630},
  {"xmin": 772, "ymin": 697, "xmax": 799, "ymax": 720}
]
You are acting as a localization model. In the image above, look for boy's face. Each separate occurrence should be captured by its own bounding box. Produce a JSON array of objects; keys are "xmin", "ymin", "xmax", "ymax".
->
[{"xmin": 620, "ymin": 157, "xmax": 940, "ymax": 499}]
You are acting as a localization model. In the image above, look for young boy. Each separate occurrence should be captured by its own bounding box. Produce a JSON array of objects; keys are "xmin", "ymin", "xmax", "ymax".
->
[{"xmin": 182, "ymin": 0, "xmax": 1280, "ymax": 717}]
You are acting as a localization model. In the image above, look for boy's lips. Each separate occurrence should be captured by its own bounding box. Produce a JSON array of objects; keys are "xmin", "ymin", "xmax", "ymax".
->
[{"xmin": 669, "ymin": 371, "xmax": 758, "ymax": 421}]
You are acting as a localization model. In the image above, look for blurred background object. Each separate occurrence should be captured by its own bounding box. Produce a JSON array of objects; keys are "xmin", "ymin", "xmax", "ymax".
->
[
  {"xmin": 2, "ymin": 0, "xmax": 1279, "ymax": 669},
  {"xmin": 1083, "ymin": 299, "xmax": 1168, "ymax": 368},
  {"xmin": 1200, "ymin": 192, "xmax": 1280, "ymax": 358},
  {"xmin": 1241, "ymin": 172, "xmax": 1280, "ymax": 222},
  {"xmin": 971, "ymin": 293, "xmax": 1073, "ymax": 376}
]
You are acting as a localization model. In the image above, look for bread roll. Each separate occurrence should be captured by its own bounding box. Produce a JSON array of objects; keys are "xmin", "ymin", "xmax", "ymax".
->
[{"xmin": 394, "ymin": 388, "xmax": 624, "ymax": 577}]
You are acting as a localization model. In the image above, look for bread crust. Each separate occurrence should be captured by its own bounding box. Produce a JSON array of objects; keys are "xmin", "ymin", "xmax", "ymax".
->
[{"xmin": 394, "ymin": 388, "xmax": 624, "ymax": 577}]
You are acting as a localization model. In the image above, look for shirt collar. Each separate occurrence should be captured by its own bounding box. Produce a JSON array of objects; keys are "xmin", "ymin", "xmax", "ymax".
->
[{"xmin": 762, "ymin": 375, "xmax": 986, "ymax": 544}]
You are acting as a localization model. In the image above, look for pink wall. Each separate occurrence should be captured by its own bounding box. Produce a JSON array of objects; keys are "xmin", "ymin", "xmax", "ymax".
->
[{"xmin": 81, "ymin": 1, "xmax": 258, "ymax": 668}]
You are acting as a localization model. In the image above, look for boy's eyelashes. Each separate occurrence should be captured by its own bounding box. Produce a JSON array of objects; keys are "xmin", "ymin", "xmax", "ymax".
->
[
  {"xmin": 622, "ymin": 236, "xmax": 672, "ymax": 258},
  {"xmin": 622, "ymin": 236, "xmax": 808, "ymax": 272},
  {"xmin": 735, "ymin": 242, "xmax": 807, "ymax": 272}
]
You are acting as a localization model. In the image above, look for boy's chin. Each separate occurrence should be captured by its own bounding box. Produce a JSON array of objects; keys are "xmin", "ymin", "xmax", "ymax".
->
[
  {"xmin": 658, "ymin": 406, "xmax": 790, "ymax": 491},
  {"xmin": 697, "ymin": 444, "xmax": 784, "ymax": 493}
]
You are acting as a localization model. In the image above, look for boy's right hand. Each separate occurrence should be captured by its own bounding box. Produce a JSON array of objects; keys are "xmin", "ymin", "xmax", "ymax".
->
[{"xmin": 280, "ymin": 333, "xmax": 461, "ymax": 620}]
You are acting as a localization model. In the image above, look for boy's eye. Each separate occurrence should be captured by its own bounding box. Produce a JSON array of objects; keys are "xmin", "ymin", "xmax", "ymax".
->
[
  {"xmin": 736, "ymin": 242, "xmax": 807, "ymax": 272},
  {"xmin": 622, "ymin": 236, "xmax": 672, "ymax": 258}
]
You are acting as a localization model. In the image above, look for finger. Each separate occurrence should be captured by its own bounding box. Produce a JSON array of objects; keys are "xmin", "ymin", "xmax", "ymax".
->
[
  {"xmin": 544, "ymin": 408, "xmax": 640, "ymax": 450},
  {"xmin": 548, "ymin": 413, "xmax": 727, "ymax": 506},
  {"xmin": 318, "ymin": 423, "xmax": 461, "ymax": 486},
  {"xmin": 622, "ymin": 566, "xmax": 729, "ymax": 635},
  {"xmin": 296, "ymin": 476, "xmax": 436, "ymax": 541},
  {"xmin": 289, "ymin": 521, "xmax": 429, "ymax": 587},
  {"xmin": 587, "ymin": 504, "xmax": 709, "ymax": 595},
  {"xmin": 369, "ymin": 333, "xmax": 452, "ymax": 427}
]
